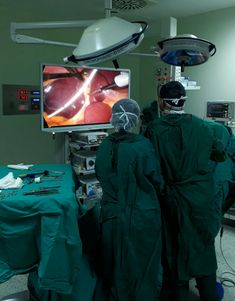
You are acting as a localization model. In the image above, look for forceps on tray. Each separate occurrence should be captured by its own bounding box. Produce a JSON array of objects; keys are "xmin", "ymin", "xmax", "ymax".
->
[{"xmin": 23, "ymin": 186, "xmax": 61, "ymax": 196}]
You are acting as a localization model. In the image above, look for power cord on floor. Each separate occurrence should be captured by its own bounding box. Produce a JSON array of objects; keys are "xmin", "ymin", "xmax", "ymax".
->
[
  {"xmin": 219, "ymin": 272, "xmax": 235, "ymax": 287},
  {"xmin": 217, "ymin": 226, "xmax": 235, "ymax": 288}
]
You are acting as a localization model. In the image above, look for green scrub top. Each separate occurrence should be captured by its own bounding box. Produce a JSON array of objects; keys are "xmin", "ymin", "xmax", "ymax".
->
[
  {"xmin": 94, "ymin": 132, "xmax": 163, "ymax": 301},
  {"xmin": 145, "ymin": 114, "xmax": 226, "ymax": 281},
  {"xmin": 206, "ymin": 121, "xmax": 234, "ymax": 233}
]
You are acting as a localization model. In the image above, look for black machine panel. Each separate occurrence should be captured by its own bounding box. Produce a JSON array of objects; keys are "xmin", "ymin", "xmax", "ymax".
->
[{"xmin": 206, "ymin": 101, "xmax": 234, "ymax": 119}]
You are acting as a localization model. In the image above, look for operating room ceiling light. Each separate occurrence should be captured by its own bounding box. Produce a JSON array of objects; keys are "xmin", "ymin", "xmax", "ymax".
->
[
  {"xmin": 10, "ymin": 0, "xmax": 148, "ymax": 66},
  {"xmin": 157, "ymin": 34, "xmax": 216, "ymax": 72},
  {"xmin": 66, "ymin": 16, "xmax": 148, "ymax": 65}
]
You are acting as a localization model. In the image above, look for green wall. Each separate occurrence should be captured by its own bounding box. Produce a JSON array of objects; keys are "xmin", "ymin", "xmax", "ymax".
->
[
  {"xmin": 137, "ymin": 32, "xmax": 176, "ymax": 113},
  {"xmin": 0, "ymin": 13, "xmax": 82, "ymax": 165},
  {"xmin": 138, "ymin": 6, "xmax": 235, "ymax": 118},
  {"xmin": 177, "ymin": 7, "xmax": 235, "ymax": 117},
  {"xmin": 0, "ymin": 10, "xmax": 141, "ymax": 165},
  {"xmin": 1, "ymin": 5, "xmax": 235, "ymax": 164}
]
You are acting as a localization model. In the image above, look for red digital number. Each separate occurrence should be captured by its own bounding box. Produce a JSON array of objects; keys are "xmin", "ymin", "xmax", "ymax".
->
[
  {"xmin": 17, "ymin": 89, "xmax": 29, "ymax": 95},
  {"xmin": 17, "ymin": 95, "xmax": 28, "ymax": 100}
]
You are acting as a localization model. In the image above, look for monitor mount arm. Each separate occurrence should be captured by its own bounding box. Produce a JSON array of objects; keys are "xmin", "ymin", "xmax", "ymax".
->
[
  {"xmin": 9, "ymin": 1, "xmax": 157, "ymax": 64},
  {"xmin": 10, "ymin": 0, "xmax": 113, "ymax": 48},
  {"xmin": 10, "ymin": 20, "xmax": 95, "ymax": 48}
]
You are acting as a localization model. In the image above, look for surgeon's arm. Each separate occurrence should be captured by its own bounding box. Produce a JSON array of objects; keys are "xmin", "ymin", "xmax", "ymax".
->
[
  {"xmin": 136, "ymin": 142, "xmax": 164, "ymax": 199},
  {"xmin": 210, "ymin": 138, "xmax": 227, "ymax": 162},
  {"xmin": 222, "ymin": 181, "xmax": 235, "ymax": 214}
]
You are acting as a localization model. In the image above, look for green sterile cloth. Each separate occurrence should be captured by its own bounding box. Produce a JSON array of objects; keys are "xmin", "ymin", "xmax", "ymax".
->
[
  {"xmin": 28, "ymin": 255, "xmax": 96, "ymax": 301},
  {"xmin": 0, "ymin": 164, "xmax": 82, "ymax": 294}
]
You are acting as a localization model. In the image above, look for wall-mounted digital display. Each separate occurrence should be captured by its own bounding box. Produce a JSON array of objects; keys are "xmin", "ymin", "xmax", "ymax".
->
[
  {"xmin": 41, "ymin": 63, "xmax": 131, "ymax": 133},
  {"xmin": 206, "ymin": 101, "xmax": 235, "ymax": 120},
  {"xmin": 2, "ymin": 84, "xmax": 41, "ymax": 115}
]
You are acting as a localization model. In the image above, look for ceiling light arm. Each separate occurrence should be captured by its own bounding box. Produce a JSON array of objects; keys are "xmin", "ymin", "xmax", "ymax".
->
[
  {"xmin": 10, "ymin": 20, "xmax": 95, "ymax": 47},
  {"xmin": 129, "ymin": 52, "xmax": 158, "ymax": 57},
  {"xmin": 105, "ymin": 0, "xmax": 112, "ymax": 18}
]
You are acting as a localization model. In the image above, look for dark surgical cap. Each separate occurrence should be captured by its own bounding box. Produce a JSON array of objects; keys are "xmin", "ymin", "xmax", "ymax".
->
[{"xmin": 160, "ymin": 81, "xmax": 187, "ymax": 108}]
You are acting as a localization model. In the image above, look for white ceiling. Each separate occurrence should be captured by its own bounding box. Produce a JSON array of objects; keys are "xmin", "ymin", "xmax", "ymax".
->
[
  {"xmin": 4, "ymin": 0, "xmax": 235, "ymax": 22},
  {"xmin": 3, "ymin": 0, "xmax": 235, "ymax": 37},
  {"xmin": 112, "ymin": 0, "xmax": 235, "ymax": 21}
]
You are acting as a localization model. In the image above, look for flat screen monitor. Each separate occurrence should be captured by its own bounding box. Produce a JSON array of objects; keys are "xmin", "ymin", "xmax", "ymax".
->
[
  {"xmin": 206, "ymin": 101, "xmax": 234, "ymax": 120},
  {"xmin": 40, "ymin": 63, "xmax": 131, "ymax": 133}
]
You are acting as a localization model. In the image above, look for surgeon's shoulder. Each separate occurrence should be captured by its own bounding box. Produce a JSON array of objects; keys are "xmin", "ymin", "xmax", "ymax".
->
[
  {"xmin": 96, "ymin": 135, "xmax": 111, "ymax": 152},
  {"xmin": 134, "ymin": 134, "xmax": 155, "ymax": 148},
  {"xmin": 191, "ymin": 115, "xmax": 213, "ymax": 129},
  {"xmin": 204, "ymin": 118, "xmax": 222, "ymax": 128},
  {"xmin": 203, "ymin": 119, "xmax": 229, "ymax": 137},
  {"xmin": 143, "ymin": 118, "xmax": 160, "ymax": 134}
]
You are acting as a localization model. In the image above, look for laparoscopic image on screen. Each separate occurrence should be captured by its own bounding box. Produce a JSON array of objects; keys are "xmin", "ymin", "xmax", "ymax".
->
[{"xmin": 41, "ymin": 64, "xmax": 130, "ymax": 131}]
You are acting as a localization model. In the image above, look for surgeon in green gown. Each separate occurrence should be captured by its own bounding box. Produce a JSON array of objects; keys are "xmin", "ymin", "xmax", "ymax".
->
[
  {"xmin": 144, "ymin": 81, "xmax": 226, "ymax": 301},
  {"xmin": 94, "ymin": 98, "xmax": 163, "ymax": 301}
]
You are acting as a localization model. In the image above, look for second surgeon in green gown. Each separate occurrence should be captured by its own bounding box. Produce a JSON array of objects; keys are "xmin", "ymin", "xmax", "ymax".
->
[
  {"xmin": 144, "ymin": 81, "xmax": 227, "ymax": 301},
  {"xmin": 94, "ymin": 98, "xmax": 163, "ymax": 301}
]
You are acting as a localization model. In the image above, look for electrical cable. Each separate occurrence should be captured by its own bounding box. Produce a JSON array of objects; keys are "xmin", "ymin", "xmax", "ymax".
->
[
  {"xmin": 219, "ymin": 272, "xmax": 235, "ymax": 287},
  {"xmin": 217, "ymin": 226, "xmax": 235, "ymax": 288}
]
